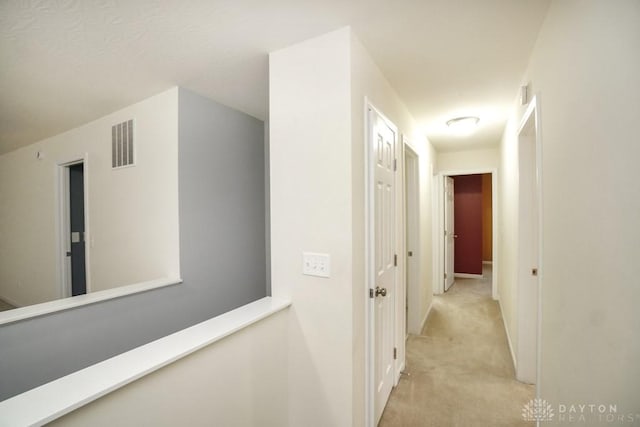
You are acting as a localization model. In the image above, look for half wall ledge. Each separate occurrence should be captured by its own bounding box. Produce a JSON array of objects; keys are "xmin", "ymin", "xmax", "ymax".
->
[{"xmin": 0, "ymin": 296, "xmax": 291, "ymax": 426}]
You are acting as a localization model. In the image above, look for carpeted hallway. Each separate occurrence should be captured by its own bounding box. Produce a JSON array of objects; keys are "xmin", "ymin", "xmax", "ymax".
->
[{"xmin": 379, "ymin": 266, "xmax": 534, "ymax": 426}]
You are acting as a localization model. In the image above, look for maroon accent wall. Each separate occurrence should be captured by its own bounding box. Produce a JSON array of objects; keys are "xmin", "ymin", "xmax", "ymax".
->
[
  {"xmin": 482, "ymin": 173, "xmax": 493, "ymax": 261},
  {"xmin": 453, "ymin": 174, "xmax": 483, "ymax": 275}
]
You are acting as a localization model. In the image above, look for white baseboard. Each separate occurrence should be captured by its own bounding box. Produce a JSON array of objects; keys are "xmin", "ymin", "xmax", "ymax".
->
[
  {"xmin": 498, "ymin": 297, "xmax": 517, "ymax": 371},
  {"xmin": 395, "ymin": 359, "xmax": 406, "ymax": 386},
  {"xmin": 0, "ymin": 294, "xmax": 21, "ymax": 309},
  {"xmin": 420, "ymin": 301, "xmax": 433, "ymax": 333},
  {"xmin": 454, "ymin": 273, "xmax": 483, "ymax": 279}
]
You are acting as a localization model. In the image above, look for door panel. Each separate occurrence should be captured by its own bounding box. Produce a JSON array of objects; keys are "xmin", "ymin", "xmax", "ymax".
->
[
  {"xmin": 444, "ymin": 177, "xmax": 455, "ymax": 291},
  {"xmin": 372, "ymin": 109, "xmax": 396, "ymax": 424}
]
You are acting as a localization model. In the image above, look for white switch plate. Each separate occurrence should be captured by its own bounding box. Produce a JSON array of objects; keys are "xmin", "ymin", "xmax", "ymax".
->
[{"xmin": 302, "ymin": 252, "xmax": 331, "ymax": 278}]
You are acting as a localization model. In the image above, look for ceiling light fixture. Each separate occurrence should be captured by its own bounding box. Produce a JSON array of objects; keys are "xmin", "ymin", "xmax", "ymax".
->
[{"xmin": 446, "ymin": 116, "xmax": 480, "ymax": 135}]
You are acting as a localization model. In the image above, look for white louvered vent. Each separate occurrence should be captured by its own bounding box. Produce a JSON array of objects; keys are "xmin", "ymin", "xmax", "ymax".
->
[{"xmin": 112, "ymin": 119, "xmax": 135, "ymax": 168}]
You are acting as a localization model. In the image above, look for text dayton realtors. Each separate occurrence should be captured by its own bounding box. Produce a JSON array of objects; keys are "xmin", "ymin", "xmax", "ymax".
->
[{"xmin": 557, "ymin": 403, "xmax": 639, "ymax": 424}]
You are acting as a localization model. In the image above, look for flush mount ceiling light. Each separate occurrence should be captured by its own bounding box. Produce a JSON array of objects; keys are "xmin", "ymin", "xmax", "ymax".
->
[{"xmin": 446, "ymin": 116, "xmax": 480, "ymax": 135}]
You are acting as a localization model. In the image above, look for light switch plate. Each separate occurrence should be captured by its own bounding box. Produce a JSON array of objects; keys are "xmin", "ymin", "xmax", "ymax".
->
[{"xmin": 302, "ymin": 252, "xmax": 331, "ymax": 278}]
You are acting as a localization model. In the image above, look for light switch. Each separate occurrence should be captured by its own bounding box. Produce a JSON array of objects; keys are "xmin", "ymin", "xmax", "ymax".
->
[{"xmin": 302, "ymin": 252, "xmax": 331, "ymax": 278}]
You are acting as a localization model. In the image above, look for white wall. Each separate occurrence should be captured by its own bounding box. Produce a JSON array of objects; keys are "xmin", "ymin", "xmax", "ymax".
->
[
  {"xmin": 48, "ymin": 309, "xmax": 289, "ymax": 427},
  {"xmin": 270, "ymin": 28, "xmax": 354, "ymax": 427},
  {"xmin": 270, "ymin": 27, "xmax": 434, "ymax": 426},
  {"xmin": 0, "ymin": 88, "xmax": 180, "ymax": 306},
  {"xmin": 350, "ymin": 33, "xmax": 435, "ymax": 379},
  {"xmin": 436, "ymin": 147, "xmax": 499, "ymax": 173},
  {"xmin": 498, "ymin": 111, "xmax": 520, "ymax": 357},
  {"xmin": 500, "ymin": 0, "xmax": 640, "ymax": 416}
]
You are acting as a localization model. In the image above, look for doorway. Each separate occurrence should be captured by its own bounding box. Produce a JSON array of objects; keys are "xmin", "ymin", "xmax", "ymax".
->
[
  {"xmin": 404, "ymin": 142, "xmax": 420, "ymax": 336},
  {"xmin": 453, "ymin": 174, "xmax": 489, "ymax": 279},
  {"xmin": 516, "ymin": 96, "xmax": 542, "ymax": 385},
  {"xmin": 59, "ymin": 159, "xmax": 89, "ymax": 298},
  {"xmin": 436, "ymin": 170, "xmax": 498, "ymax": 299}
]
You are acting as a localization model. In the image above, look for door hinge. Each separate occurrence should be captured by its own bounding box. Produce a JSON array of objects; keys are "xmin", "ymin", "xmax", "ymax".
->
[
  {"xmin": 394, "ymin": 254, "xmax": 398, "ymax": 267},
  {"xmin": 369, "ymin": 288, "xmax": 375, "ymax": 298},
  {"xmin": 393, "ymin": 159, "xmax": 397, "ymax": 171},
  {"xmin": 393, "ymin": 347, "xmax": 397, "ymax": 360}
]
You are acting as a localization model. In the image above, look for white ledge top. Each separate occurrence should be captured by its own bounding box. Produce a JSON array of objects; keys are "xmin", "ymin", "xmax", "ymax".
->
[
  {"xmin": 0, "ymin": 277, "xmax": 182, "ymax": 326},
  {"xmin": 0, "ymin": 296, "xmax": 291, "ymax": 427}
]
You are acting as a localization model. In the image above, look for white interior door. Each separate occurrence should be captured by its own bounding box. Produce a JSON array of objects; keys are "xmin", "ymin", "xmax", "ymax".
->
[
  {"xmin": 372, "ymin": 109, "xmax": 397, "ymax": 424},
  {"xmin": 444, "ymin": 176, "xmax": 455, "ymax": 291},
  {"xmin": 404, "ymin": 146, "xmax": 419, "ymax": 335}
]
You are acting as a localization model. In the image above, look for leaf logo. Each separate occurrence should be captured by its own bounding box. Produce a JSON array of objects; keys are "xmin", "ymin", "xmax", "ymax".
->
[{"xmin": 522, "ymin": 398, "xmax": 555, "ymax": 422}]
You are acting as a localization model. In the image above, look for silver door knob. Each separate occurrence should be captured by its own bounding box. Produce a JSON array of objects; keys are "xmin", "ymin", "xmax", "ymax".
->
[{"xmin": 375, "ymin": 286, "xmax": 387, "ymax": 297}]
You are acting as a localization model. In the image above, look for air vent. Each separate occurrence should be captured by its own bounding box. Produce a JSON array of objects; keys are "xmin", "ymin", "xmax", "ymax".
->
[{"xmin": 112, "ymin": 119, "xmax": 135, "ymax": 168}]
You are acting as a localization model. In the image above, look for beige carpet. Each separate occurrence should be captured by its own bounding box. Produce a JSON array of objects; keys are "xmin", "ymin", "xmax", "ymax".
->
[{"xmin": 379, "ymin": 267, "xmax": 534, "ymax": 427}]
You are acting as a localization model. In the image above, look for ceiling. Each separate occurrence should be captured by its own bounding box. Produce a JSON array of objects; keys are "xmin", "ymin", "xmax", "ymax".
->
[{"xmin": 0, "ymin": 0, "xmax": 551, "ymax": 155}]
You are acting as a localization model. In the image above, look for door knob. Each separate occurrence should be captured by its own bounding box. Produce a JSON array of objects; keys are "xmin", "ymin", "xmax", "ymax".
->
[{"xmin": 375, "ymin": 286, "xmax": 387, "ymax": 297}]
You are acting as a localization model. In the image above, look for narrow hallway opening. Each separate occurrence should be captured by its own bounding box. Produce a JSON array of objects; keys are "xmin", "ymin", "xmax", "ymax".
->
[{"xmin": 380, "ymin": 265, "xmax": 533, "ymax": 426}]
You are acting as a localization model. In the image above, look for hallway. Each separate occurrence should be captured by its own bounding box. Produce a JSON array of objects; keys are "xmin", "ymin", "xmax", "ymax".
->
[{"xmin": 379, "ymin": 267, "xmax": 534, "ymax": 426}]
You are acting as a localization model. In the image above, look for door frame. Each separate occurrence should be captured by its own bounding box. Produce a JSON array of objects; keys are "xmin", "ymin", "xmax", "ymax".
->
[
  {"xmin": 434, "ymin": 169, "xmax": 498, "ymax": 299},
  {"xmin": 443, "ymin": 176, "xmax": 455, "ymax": 291},
  {"xmin": 515, "ymin": 95, "xmax": 543, "ymax": 386},
  {"xmin": 364, "ymin": 99, "xmax": 401, "ymax": 427},
  {"xmin": 403, "ymin": 140, "xmax": 421, "ymax": 336},
  {"xmin": 57, "ymin": 154, "xmax": 91, "ymax": 298}
]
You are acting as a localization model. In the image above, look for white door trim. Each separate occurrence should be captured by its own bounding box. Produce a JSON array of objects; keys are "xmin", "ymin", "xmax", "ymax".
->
[
  {"xmin": 56, "ymin": 154, "xmax": 91, "ymax": 299},
  {"xmin": 443, "ymin": 176, "xmax": 455, "ymax": 292},
  {"xmin": 434, "ymin": 169, "xmax": 498, "ymax": 300},
  {"xmin": 515, "ymin": 95, "xmax": 543, "ymax": 388},
  {"xmin": 364, "ymin": 99, "xmax": 374, "ymax": 427},
  {"xmin": 364, "ymin": 99, "xmax": 400, "ymax": 427}
]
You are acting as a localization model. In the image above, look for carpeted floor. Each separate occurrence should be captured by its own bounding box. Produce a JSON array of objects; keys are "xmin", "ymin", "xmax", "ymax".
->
[{"xmin": 379, "ymin": 267, "xmax": 534, "ymax": 426}]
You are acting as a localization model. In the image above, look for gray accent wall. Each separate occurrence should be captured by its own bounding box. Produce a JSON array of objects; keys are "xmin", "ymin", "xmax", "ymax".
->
[
  {"xmin": 0, "ymin": 88, "xmax": 266, "ymax": 401},
  {"xmin": 264, "ymin": 119, "xmax": 271, "ymax": 296}
]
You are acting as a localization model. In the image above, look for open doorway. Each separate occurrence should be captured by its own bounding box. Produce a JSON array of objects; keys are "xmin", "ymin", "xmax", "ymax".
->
[
  {"xmin": 59, "ymin": 159, "xmax": 89, "ymax": 298},
  {"xmin": 450, "ymin": 174, "xmax": 491, "ymax": 280},
  {"xmin": 436, "ymin": 170, "xmax": 497, "ymax": 298}
]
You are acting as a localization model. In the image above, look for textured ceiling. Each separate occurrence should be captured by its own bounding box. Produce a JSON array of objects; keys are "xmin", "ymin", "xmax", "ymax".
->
[{"xmin": 0, "ymin": 0, "xmax": 550, "ymax": 155}]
